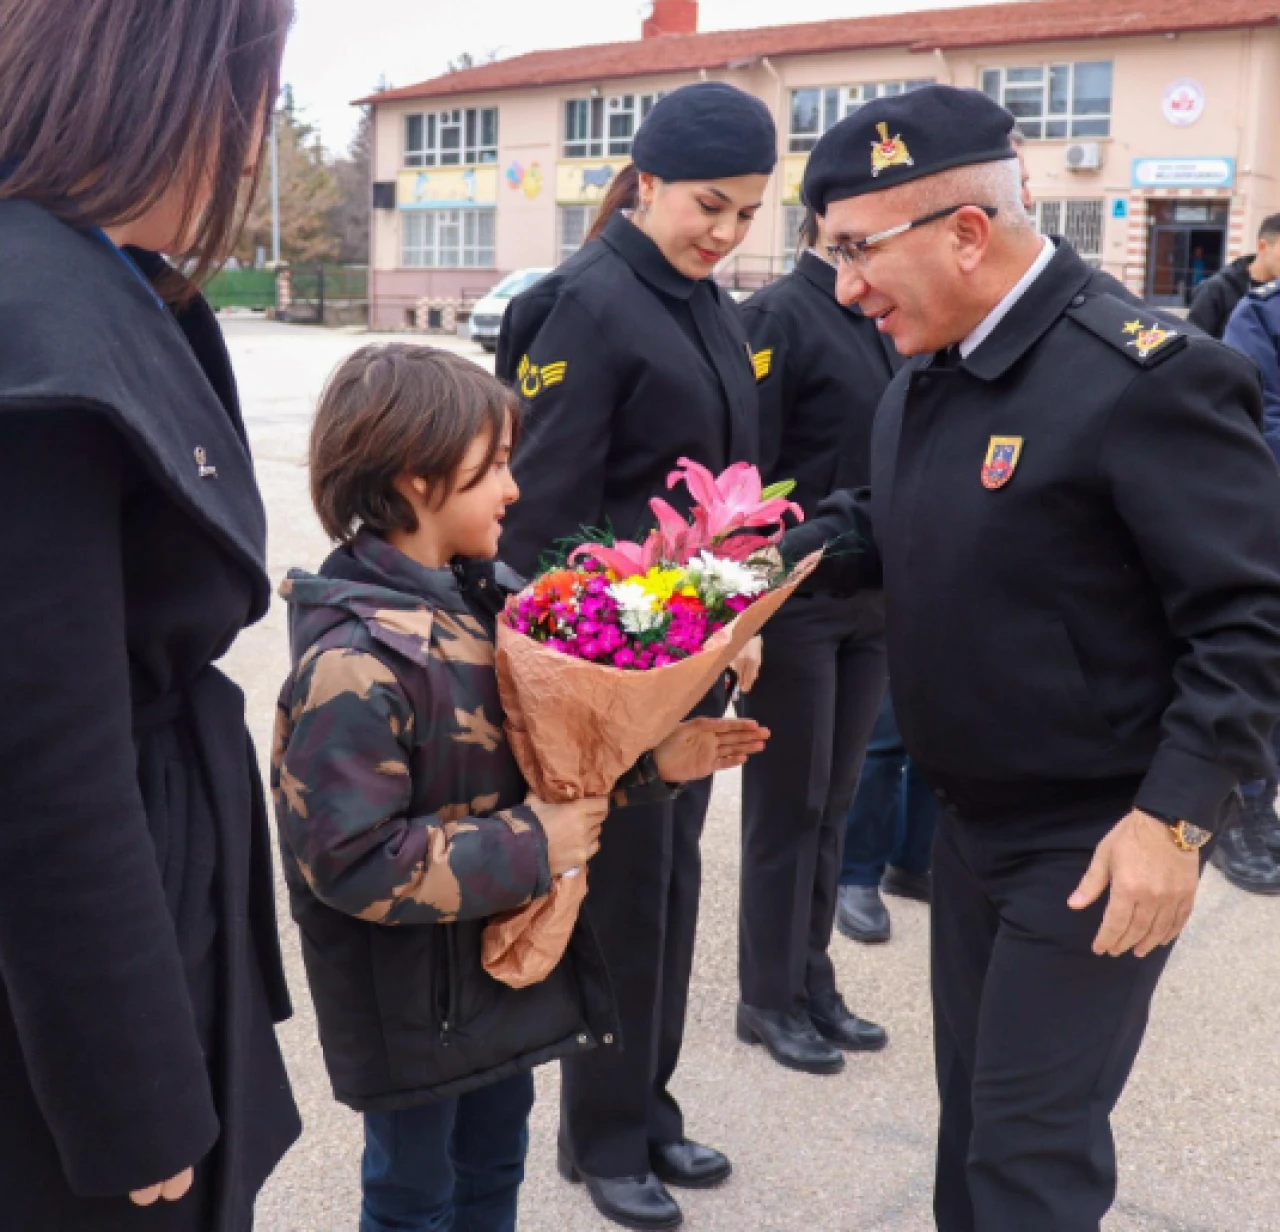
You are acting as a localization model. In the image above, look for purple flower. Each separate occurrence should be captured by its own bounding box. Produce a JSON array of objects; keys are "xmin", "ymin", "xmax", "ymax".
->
[{"xmin": 613, "ymin": 648, "xmax": 637, "ymax": 669}]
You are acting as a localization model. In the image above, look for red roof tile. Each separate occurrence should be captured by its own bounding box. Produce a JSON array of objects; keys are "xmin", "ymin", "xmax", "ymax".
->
[{"xmin": 356, "ymin": 0, "xmax": 1280, "ymax": 105}]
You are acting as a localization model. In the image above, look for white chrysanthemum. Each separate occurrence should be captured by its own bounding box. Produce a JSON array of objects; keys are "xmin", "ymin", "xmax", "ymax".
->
[
  {"xmin": 608, "ymin": 579, "xmax": 666, "ymax": 634},
  {"xmin": 686, "ymin": 552, "xmax": 770, "ymax": 600}
]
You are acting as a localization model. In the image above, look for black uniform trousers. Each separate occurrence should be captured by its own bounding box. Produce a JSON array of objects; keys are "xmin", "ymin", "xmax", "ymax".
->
[
  {"xmin": 930, "ymin": 795, "xmax": 1224, "ymax": 1232},
  {"xmin": 560, "ymin": 693, "xmax": 723, "ymax": 1179},
  {"xmin": 738, "ymin": 592, "xmax": 887, "ymax": 1009}
]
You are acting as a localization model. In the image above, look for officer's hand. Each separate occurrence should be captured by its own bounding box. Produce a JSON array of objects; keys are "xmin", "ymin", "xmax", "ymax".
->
[
  {"xmin": 531, "ymin": 795, "xmax": 609, "ymax": 876},
  {"xmin": 130, "ymin": 1168, "xmax": 195, "ymax": 1207},
  {"xmin": 652, "ymin": 718, "xmax": 770, "ymax": 783},
  {"xmin": 728, "ymin": 636, "xmax": 764, "ymax": 694},
  {"xmin": 1068, "ymin": 810, "xmax": 1201, "ymax": 958}
]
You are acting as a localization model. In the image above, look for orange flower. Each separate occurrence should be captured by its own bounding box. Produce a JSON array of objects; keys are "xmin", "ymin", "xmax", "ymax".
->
[{"xmin": 533, "ymin": 569, "xmax": 586, "ymax": 605}]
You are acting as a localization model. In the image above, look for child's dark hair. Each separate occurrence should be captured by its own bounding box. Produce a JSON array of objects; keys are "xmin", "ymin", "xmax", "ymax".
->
[{"xmin": 309, "ymin": 343, "xmax": 521, "ymax": 543}]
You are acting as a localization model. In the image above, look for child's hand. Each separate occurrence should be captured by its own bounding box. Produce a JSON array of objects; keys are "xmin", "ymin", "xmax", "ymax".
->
[
  {"xmin": 529, "ymin": 796, "xmax": 610, "ymax": 875},
  {"xmin": 653, "ymin": 718, "xmax": 770, "ymax": 784}
]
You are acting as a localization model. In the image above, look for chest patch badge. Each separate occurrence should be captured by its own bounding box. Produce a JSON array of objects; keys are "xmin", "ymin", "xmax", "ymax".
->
[
  {"xmin": 752, "ymin": 348, "xmax": 773, "ymax": 381},
  {"xmin": 517, "ymin": 355, "xmax": 568, "ymax": 399},
  {"xmin": 981, "ymin": 436, "xmax": 1023, "ymax": 491},
  {"xmin": 1123, "ymin": 318, "xmax": 1178, "ymax": 361},
  {"xmin": 871, "ymin": 123, "xmax": 914, "ymax": 178}
]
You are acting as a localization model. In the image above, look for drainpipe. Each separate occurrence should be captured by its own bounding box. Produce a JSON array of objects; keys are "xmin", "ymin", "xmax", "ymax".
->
[
  {"xmin": 932, "ymin": 47, "xmax": 953, "ymax": 86},
  {"xmin": 761, "ymin": 56, "xmax": 786, "ymax": 281}
]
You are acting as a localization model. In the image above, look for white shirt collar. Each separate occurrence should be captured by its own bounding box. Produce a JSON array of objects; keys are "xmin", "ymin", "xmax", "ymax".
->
[{"xmin": 959, "ymin": 235, "xmax": 1056, "ymax": 359}]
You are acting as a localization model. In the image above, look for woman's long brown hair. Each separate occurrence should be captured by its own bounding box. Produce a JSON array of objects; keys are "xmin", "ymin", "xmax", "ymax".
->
[
  {"xmin": 586, "ymin": 164, "xmax": 641, "ymax": 243},
  {"xmin": 0, "ymin": 0, "xmax": 293, "ymax": 296}
]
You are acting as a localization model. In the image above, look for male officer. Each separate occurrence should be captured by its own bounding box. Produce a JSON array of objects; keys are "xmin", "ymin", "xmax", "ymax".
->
[{"xmin": 785, "ymin": 85, "xmax": 1280, "ymax": 1232}]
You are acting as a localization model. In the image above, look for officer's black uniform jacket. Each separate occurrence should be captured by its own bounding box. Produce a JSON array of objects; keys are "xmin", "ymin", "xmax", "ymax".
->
[
  {"xmin": 496, "ymin": 212, "xmax": 759, "ymax": 576},
  {"xmin": 742, "ymin": 250, "xmax": 901, "ymax": 513},
  {"xmin": 786, "ymin": 240, "xmax": 1280, "ymax": 830}
]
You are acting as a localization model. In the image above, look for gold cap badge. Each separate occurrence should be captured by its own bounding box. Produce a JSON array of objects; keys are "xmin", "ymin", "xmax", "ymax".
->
[{"xmin": 871, "ymin": 123, "xmax": 914, "ymax": 178}]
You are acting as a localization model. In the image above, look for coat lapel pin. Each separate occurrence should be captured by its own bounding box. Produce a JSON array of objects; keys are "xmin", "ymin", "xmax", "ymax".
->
[
  {"xmin": 981, "ymin": 436, "xmax": 1022, "ymax": 490},
  {"xmin": 194, "ymin": 447, "xmax": 218, "ymax": 480}
]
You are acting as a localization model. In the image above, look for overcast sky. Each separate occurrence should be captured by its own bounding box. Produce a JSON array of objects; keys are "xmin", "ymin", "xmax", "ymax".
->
[{"xmin": 284, "ymin": 0, "xmax": 1007, "ymax": 154}]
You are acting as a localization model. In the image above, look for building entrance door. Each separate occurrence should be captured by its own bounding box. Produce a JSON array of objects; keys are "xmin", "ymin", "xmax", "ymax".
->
[{"xmin": 1144, "ymin": 200, "xmax": 1230, "ymax": 307}]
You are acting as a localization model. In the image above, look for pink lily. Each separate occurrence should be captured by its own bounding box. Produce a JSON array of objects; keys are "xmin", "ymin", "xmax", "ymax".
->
[
  {"xmin": 668, "ymin": 458, "xmax": 804, "ymax": 540},
  {"xmin": 648, "ymin": 497, "xmax": 713, "ymax": 565},
  {"xmin": 569, "ymin": 537, "xmax": 658, "ymax": 579}
]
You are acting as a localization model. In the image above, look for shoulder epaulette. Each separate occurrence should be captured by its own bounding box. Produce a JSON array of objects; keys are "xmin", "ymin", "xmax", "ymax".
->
[
  {"xmin": 1248, "ymin": 279, "xmax": 1280, "ymax": 302},
  {"xmin": 1065, "ymin": 291, "xmax": 1188, "ymax": 368}
]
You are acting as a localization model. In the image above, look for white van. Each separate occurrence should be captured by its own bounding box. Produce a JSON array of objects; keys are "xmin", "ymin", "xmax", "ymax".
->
[{"xmin": 467, "ymin": 268, "xmax": 552, "ymax": 352}]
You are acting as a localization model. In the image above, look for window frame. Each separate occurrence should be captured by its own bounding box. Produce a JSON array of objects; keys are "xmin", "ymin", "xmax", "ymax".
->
[
  {"xmin": 401, "ymin": 207, "xmax": 497, "ymax": 268},
  {"xmin": 403, "ymin": 106, "xmax": 500, "ymax": 168},
  {"xmin": 1033, "ymin": 198, "xmax": 1105, "ymax": 265},
  {"xmin": 979, "ymin": 62, "xmax": 1113, "ymax": 140},
  {"xmin": 787, "ymin": 80, "xmax": 934, "ymax": 153},
  {"xmin": 562, "ymin": 92, "xmax": 663, "ymax": 158},
  {"xmin": 558, "ymin": 205, "xmax": 598, "ymax": 261}
]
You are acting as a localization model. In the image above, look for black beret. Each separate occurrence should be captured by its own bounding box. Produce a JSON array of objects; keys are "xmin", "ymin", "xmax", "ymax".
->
[
  {"xmin": 633, "ymin": 82, "xmax": 778, "ymax": 182},
  {"xmin": 802, "ymin": 85, "xmax": 1017, "ymax": 212}
]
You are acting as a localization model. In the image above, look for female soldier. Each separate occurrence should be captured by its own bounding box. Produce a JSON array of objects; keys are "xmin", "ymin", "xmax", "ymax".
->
[
  {"xmin": 736, "ymin": 209, "xmax": 898, "ymax": 1073},
  {"xmin": 497, "ymin": 82, "xmax": 776, "ymax": 1232},
  {"xmin": 0, "ymin": 3, "xmax": 299, "ymax": 1230}
]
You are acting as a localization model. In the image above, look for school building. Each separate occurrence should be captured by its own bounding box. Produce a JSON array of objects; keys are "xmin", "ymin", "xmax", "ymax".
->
[{"xmin": 359, "ymin": 0, "xmax": 1280, "ymax": 329}]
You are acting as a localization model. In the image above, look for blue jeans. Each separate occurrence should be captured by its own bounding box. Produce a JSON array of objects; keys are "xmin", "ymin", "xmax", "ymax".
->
[
  {"xmin": 841, "ymin": 691, "xmax": 938, "ymax": 887},
  {"xmin": 361, "ymin": 1071, "xmax": 536, "ymax": 1232}
]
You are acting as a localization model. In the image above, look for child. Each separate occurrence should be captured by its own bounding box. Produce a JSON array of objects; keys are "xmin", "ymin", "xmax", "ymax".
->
[{"xmin": 272, "ymin": 344, "xmax": 766, "ymax": 1232}]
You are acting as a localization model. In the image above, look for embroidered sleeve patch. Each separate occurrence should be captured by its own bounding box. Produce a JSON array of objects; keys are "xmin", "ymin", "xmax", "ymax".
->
[
  {"xmin": 752, "ymin": 349, "xmax": 773, "ymax": 381},
  {"xmin": 517, "ymin": 355, "xmax": 568, "ymax": 398}
]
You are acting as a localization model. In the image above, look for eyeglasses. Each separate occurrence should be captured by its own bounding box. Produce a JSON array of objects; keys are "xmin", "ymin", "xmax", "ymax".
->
[{"xmin": 825, "ymin": 203, "xmax": 999, "ymax": 268}]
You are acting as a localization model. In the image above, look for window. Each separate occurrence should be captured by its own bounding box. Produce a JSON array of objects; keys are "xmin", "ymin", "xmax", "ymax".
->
[
  {"xmin": 980, "ymin": 62, "xmax": 1112, "ymax": 139},
  {"xmin": 1034, "ymin": 199, "xmax": 1104, "ymax": 265},
  {"xmin": 401, "ymin": 209, "xmax": 496, "ymax": 268},
  {"xmin": 404, "ymin": 107, "xmax": 499, "ymax": 167},
  {"xmin": 558, "ymin": 205, "xmax": 598, "ymax": 261},
  {"xmin": 782, "ymin": 204, "xmax": 809, "ymax": 270},
  {"xmin": 788, "ymin": 80, "xmax": 933, "ymax": 152},
  {"xmin": 563, "ymin": 93, "xmax": 663, "ymax": 157}
]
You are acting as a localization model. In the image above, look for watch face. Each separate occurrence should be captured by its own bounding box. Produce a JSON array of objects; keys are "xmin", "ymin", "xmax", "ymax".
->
[{"xmin": 1179, "ymin": 822, "xmax": 1212, "ymax": 849}]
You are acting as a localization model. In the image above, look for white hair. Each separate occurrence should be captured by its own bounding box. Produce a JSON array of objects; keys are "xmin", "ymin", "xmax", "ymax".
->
[{"xmin": 904, "ymin": 159, "xmax": 1033, "ymax": 233}]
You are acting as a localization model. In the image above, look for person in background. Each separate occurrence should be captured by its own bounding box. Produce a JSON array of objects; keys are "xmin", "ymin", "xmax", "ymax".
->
[
  {"xmin": 0, "ymin": 2, "xmax": 301, "ymax": 1229},
  {"xmin": 734, "ymin": 207, "xmax": 892, "ymax": 1076},
  {"xmin": 497, "ymin": 82, "xmax": 776, "ymax": 1232},
  {"xmin": 837, "ymin": 692, "xmax": 940, "ymax": 943},
  {"xmin": 1213, "ymin": 284, "xmax": 1280, "ymax": 894},
  {"xmin": 1188, "ymin": 213, "xmax": 1280, "ymax": 338}
]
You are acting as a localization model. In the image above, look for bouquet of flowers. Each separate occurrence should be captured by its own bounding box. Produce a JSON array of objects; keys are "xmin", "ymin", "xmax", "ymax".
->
[{"xmin": 482, "ymin": 459, "xmax": 820, "ymax": 987}]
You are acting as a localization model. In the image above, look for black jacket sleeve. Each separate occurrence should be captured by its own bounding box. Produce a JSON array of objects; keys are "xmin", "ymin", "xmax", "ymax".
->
[
  {"xmin": 1100, "ymin": 347, "xmax": 1280, "ymax": 828},
  {"xmin": 781, "ymin": 486, "xmax": 883, "ymax": 595},
  {"xmin": 1187, "ymin": 277, "xmax": 1227, "ymax": 338},
  {"xmin": 0, "ymin": 408, "xmax": 219, "ymax": 1196},
  {"xmin": 498, "ymin": 290, "xmax": 624, "ymax": 577}
]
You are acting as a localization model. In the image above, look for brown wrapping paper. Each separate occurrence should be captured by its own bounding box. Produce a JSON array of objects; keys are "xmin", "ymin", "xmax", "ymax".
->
[{"xmin": 481, "ymin": 551, "xmax": 821, "ymax": 988}]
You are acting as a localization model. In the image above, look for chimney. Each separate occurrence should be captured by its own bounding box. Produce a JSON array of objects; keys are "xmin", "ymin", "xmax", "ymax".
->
[{"xmin": 643, "ymin": 0, "xmax": 698, "ymax": 39}]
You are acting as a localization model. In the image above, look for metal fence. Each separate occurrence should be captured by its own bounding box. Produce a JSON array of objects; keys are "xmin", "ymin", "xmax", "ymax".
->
[
  {"xmin": 204, "ymin": 268, "xmax": 277, "ymax": 311},
  {"xmin": 281, "ymin": 265, "xmax": 369, "ymax": 325}
]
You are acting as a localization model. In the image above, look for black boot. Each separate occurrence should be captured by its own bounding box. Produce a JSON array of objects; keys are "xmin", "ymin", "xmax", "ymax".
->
[
  {"xmin": 649, "ymin": 1139, "xmax": 732, "ymax": 1189},
  {"xmin": 558, "ymin": 1149, "xmax": 683, "ymax": 1231},
  {"xmin": 735, "ymin": 1003, "xmax": 844, "ymax": 1075},
  {"xmin": 1211, "ymin": 801, "xmax": 1280, "ymax": 895},
  {"xmin": 836, "ymin": 884, "xmax": 891, "ymax": 943},
  {"xmin": 882, "ymin": 865, "xmax": 932, "ymax": 903},
  {"xmin": 807, "ymin": 989, "xmax": 889, "ymax": 1052}
]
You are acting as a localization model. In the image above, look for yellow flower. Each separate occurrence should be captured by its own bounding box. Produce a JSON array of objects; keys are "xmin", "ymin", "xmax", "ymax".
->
[{"xmin": 636, "ymin": 567, "xmax": 689, "ymax": 604}]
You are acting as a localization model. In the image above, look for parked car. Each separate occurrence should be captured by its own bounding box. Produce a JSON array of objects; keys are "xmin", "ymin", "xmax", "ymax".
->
[{"xmin": 468, "ymin": 268, "xmax": 551, "ymax": 352}]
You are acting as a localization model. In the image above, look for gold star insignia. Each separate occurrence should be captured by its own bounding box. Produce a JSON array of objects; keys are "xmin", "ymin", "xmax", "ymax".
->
[{"xmin": 1123, "ymin": 319, "xmax": 1144, "ymax": 335}]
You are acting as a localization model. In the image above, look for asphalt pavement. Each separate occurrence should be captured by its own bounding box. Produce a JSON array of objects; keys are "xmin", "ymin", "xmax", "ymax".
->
[{"xmin": 218, "ymin": 318, "xmax": 1279, "ymax": 1232}]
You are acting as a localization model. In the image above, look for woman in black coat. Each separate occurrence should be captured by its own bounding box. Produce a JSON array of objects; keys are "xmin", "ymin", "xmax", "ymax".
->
[
  {"xmin": 496, "ymin": 83, "xmax": 776, "ymax": 1232},
  {"xmin": 0, "ymin": 3, "xmax": 300, "ymax": 1230}
]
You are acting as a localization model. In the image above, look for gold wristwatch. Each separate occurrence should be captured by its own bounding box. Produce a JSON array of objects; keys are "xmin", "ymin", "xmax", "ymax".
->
[{"xmin": 1151, "ymin": 814, "xmax": 1213, "ymax": 852}]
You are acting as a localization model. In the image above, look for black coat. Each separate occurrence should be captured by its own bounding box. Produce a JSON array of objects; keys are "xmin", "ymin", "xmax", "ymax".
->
[
  {"xmin": 496, "ymin": 212, "xmax": 759, "ymax": 577},
  {"xmin": 742, "ymin": 250, "xmax": 900, "ymax": 513},
  {"xmin": 1187, "ymin": 253, "xmax": 1258, "ymax": 339},
  {"xmin": 786, "ymin": 241, "xmax": 1280, "ymax": 830},
  {"xmin": 0, "ymin": 200, "xmax": 300, "ymax": 1231}
]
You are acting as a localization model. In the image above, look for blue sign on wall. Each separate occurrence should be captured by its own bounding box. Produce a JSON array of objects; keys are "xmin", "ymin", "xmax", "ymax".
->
[
  {"xmin": 1112, "ymin": 199, "xmax": 1129, "ymax": 220},
  {"xmin": 1131, "ymin": 157, "xmax": 1236, "ymax": 190}
]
